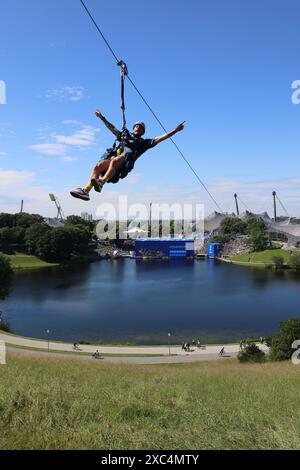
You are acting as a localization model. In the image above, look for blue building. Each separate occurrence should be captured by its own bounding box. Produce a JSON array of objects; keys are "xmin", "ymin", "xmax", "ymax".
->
[
  {"xmin": 207, "ymin": 242, "xmax": 223, "ymax": 258},
  {"xmin": 135, "ymin": 238, "xmax": 194, "ymax": 258}
]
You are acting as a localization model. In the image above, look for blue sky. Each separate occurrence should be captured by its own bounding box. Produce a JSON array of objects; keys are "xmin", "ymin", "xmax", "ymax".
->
[{"xmin": 1, "ymin": 0, "xmax": 300, "ymax": 217}]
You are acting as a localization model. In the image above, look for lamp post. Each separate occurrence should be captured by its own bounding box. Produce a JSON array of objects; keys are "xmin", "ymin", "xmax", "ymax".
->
[
  {"xmin": 168, "ymin": 332, "xmax": 171, "ymax": 356},
  {"xmin": 149, "ymin": 202, "xmax": 152, "ymax": 237},
  {"xmin": 46, "ymin": 329, "xmax": 50, "ymax": 352}
]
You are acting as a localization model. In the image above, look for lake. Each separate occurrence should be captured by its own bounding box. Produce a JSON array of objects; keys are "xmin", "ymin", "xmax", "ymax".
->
[{"xmin": 1, "ymin": 259, "xmax": 300, "ymax": 344}]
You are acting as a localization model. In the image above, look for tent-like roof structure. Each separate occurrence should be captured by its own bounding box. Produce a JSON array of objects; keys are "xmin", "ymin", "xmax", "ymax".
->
[
  {"xmin": 44, "ymin": 217, "xmax": 64, "ymax": 228},
  {"xmin": 204, "ymin": 212, "xmax": 231, "ymax": 233},
  {"xmin": 203, "ymin": 211, "xmax": 300, "ymax": 248}
]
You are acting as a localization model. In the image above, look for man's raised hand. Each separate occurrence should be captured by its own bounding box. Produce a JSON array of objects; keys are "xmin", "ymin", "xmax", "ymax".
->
[{"xmin": 175, "ymin": 121, "xmax": 185, "ymax": 133}]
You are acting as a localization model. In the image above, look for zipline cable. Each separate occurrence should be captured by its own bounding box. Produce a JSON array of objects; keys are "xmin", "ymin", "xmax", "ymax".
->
[
  {"xmin": 79, "ymin": 0, "xmax": 224, "ymax": 213},
  {"xmin": 237, "ymin": 196, "xmax": 252, "ymax": 213},
  {"xmin": 276, "ymin": 195, "xmax": 289, "ymax": 217}
]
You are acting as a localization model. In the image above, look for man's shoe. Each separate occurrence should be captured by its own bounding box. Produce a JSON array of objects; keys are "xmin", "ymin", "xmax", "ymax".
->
[
  {"xmin": 70, "ymin": 188, "xmax": 90, "ymax": 201},
  {"xmin": 91, "ymin": 178, "xmax": 104, "ymax": 193}
]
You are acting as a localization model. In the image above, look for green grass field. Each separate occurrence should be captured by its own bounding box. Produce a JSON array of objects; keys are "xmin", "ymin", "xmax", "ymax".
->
[
  {"xmin": 1, "ymin": 351, "xmax": 300, "ymax": 450},
  {"xmin": 8, "ymin": 253, "xmax": 59, "ymax": 269},
  {"xmin": 230, "ymin": 248, "xmax": 292, "ymax": 265}
]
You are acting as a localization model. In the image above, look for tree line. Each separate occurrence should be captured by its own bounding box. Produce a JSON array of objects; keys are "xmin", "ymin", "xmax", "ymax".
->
[{"xmin": 0, "ymin": 213, "xmax": 95, "ymax": 262}]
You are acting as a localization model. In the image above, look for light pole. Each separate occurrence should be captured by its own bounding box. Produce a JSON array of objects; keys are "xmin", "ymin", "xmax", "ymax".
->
[
  {"xmin": 149, "ymin": 202, "xmax": 152, "ymax": 237},
  {"xmin": 168, "ymin": 333, "xmax": 171, "ymax": 356},
  {"xmin": 46, "ymin": 329, "xmax": 50, "ymax": 352}
]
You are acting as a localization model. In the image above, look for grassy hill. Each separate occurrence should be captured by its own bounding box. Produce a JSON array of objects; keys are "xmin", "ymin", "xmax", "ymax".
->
[
  {"xmin": 8, "ymin": 253, "xmax": 59, "ymax": 269},
  {"xmin": 1, "ymin": 351, "xmax": 300, "ymax": 450},
  {"xmin": 230, "ymin": 248, "xmax": 292, "ymax": 266}
]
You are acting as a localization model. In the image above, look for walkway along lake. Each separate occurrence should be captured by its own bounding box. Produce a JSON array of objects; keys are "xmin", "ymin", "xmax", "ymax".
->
[{"xmin": 1, "ymin": 259, "xmax": 300, "ymax": 344}]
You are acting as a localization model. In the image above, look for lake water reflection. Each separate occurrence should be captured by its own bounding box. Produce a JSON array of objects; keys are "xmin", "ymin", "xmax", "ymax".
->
[{"xmin": 1, "ymin": 259, "xmax": 300, "ymax": 344}]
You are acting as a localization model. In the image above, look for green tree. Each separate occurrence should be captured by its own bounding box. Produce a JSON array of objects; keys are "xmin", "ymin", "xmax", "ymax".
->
[
  {"xmin": 270, "ymin": 318, "xmax": 300, "ymax": 361},
  {"xmin": 36, "ymin": 226, "xmax": 90, "ymax": 261},
  {"xmin": 0, "ymin": 212, "xmax": 44, "ymax": 229},
  {"xmin": 0, "ymin": 228, "xmax": 12, "ymax": 245},
  {"xmin": 36, "ymin": 228, "xmax": 71, "ymax": 261},
  {"xmin": 0, "ymin": 253, "xmax": 13, "ymax": 300},
  {"xmin": 10, "ymin": 226, "xmax": 26, "ymax": 244},
  {"xmin": 68, "ymin": 226, "xmax": 90, "ymax": 255},
  {"xmin": 0, "ymin": 226, "xmax": 26, "ymax": 245},
  {"xmin": 245, "ymin": 219, "xmax": 267, "ymax": 252},
  {"xmin": 65, "ymin": 215, "xmax": 94, "ymax": 233},
  {"xmin": 15, "ymin": 213, "xmax": 44, "ymax": 229},
  {"xmin": 0, "ymin": 213, "xmax": 16, "ymax": 228},
  {"xmin": 246, "ymin": 219, "xmax": 265, "ymax": 233},
  {"xmin": 25, "ymin": 223, "xmax": 50, "ymax": 255},
  {"xmin": 219, "ymin": 217, "xmax": 247, "ymax": 238}
]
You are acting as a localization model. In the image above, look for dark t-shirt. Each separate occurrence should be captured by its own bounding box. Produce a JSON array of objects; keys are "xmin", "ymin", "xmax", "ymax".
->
[{"xmin": 118, "ymin": 129, "xmax": 156, "ymax": 160}]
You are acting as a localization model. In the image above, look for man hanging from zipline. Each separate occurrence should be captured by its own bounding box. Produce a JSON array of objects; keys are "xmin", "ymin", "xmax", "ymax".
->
[{"xmin": 70, "ymin": 110, "xmax": 185, "ymax": 201}]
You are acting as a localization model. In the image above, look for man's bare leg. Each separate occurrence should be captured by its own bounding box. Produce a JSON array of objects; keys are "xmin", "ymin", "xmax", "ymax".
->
[
  {"xmin": 91, "ymin": 154, "xmax": 126, "ymax": 193},
  {"xmin": 101, "ymin": 153, "xmax": 126, "ymax": 182},
  {"xmin": 70, "ymin": 158, "xmax": 112, "ymax": 201},
  {"xmin": 70, "ymin": 154, "xmax": 126, "ymax": 201},
  {"xmin": 90, "ymin": 158, "xmax": 111, "ymax": 181}
]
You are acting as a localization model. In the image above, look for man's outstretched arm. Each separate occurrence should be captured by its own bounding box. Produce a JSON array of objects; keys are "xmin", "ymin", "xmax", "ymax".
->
[
  {"xmin": 95, "ymin": 110, "xmax": 121, "ymax": 139},
  {"xmin": 153, "ymin": 121, "xmax": 185, "ymax": 146}
]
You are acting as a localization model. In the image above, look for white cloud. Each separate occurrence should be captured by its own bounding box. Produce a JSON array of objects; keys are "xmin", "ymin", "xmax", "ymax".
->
[
  {"xmin": 0, "ymin": 123, "xmax": 15, "ymax": 138},
  {"xmin": 187, "ymin": 176, "xmax": 300, "ymax": 216},
  {"xmin": 1, "ymin": 166, "xmax": 300, "ymax": 219},
  {"xmin": 46, "ymin": 86, "xmax": 86, "ymax": 102},
  {"xmin": 0, "ymin": 152, "xmax": 8, "ymax": 156},
  {"xmin": 123, "ymin": 173, "xmax": 143, "ymax": 185},
  {"xmin": 29, "ymin": 123, "xmax": 100, "ymax": 158},
  {"xmin": 62, "ymin": 120, "xmax": 82, "ymax": 126},
  {"xmin": 0, "ymin": 169, "xmax": 55, "ymax": 214},
  {"xmin": 53, "ymin": 125, "xmax": 99, "ymax": 146},
  {"xmin": 0, "ymin": 169, "xmax": 35, "ymax": 187},
  {"xmin": 61, "ymin": 156, "xmax": 78, "ymax": 163},
  {"xmin": 29, "ymin": 143, "xmax": 67, "ymax": 156}
]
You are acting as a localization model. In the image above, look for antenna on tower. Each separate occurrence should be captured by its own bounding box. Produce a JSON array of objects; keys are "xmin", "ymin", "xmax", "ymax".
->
[
  {"xmin": 234, "ymin": 194, "xmax": 239, "ymax": 216},
  {"xmin": 49, "ymin": 194, "xmax": 65, "ymax": 220},
  {"xmin": 272, "ymin": 191, "xmax": 277, "ymax": 223}
]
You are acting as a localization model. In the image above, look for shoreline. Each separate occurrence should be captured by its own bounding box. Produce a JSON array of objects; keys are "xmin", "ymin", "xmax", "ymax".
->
[
  {"xmin": 0, "ymin": 330, "xmax": 268, "ymax": 360},
  {"xmin": 0, "ymin": 329, "xmax": 242, "ymax": 348}
]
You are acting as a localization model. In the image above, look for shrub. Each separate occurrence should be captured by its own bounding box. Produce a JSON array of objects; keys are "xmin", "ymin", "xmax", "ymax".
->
[
  {"xmin": 238, "ymin": 343, "xmax": 266, "ymax": 363},
  {"xmin": 0, "ymin": 253, "xmax": 13, "ymax": 299},
  {"xmin": 271, "ymin": 255, "xmax": 284, "ymax": 269},
  {"xmin": 0, "ymin": 311, "xmax": 10, "ymax": 332},
  {"xmin": 209, "ymin": 235, "xmax": 229, "ymax": 244},
  {"xmin": 290, "ymin": 253, "xmax": 300, "ymax": 271}
]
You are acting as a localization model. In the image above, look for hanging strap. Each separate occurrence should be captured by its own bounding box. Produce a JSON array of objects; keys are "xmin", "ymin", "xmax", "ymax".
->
[{"xmin": 117, "ymin": 60, "xmax": 128, "ymax": 132}]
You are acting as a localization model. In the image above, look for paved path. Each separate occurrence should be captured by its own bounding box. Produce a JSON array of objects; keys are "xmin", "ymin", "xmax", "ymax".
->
[
  {"xmin": 7, "ymin": 346, "xmax": 239, "ymax": 364},
  {"xmin": 0, "ymin": 332, "xmax": 269, "ymax": 364}
]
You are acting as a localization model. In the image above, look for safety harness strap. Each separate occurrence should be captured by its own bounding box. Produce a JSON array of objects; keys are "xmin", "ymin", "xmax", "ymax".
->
[{"xmin": 117, "ymin": 60, "xmax": 128, "ymax": 134}]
